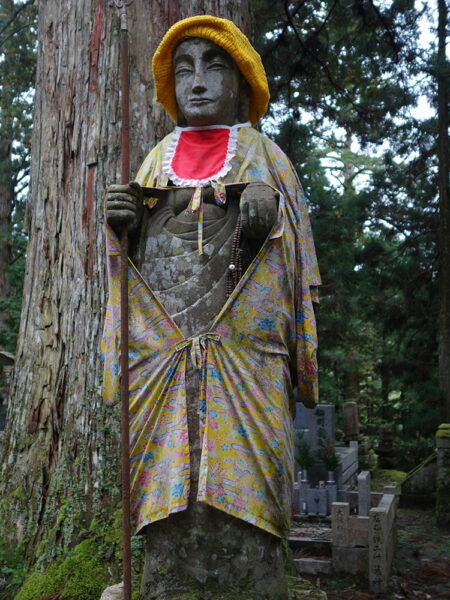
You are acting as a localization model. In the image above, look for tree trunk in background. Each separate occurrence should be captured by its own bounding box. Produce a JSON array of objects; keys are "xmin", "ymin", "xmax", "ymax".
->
[
  {"xmin": 437, "ymin": 0, "xmax": 450, "ymax": 421},
  {"xmin": 0, "ymin": 140, "xmax": 12, "ymax": 305},
  {"xmin": 0, "ymin": 0, "xmax": 249, "ymax": 564}
]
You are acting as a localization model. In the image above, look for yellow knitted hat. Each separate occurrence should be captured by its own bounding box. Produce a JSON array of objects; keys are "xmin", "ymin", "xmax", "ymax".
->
[{"xmin": 152, "ymin": 15, "xmax": 269, "ymax": 126}]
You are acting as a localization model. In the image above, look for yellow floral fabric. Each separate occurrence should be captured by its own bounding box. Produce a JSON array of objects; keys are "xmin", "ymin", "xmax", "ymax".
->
[{"xmin": 102, "ymin": 127, "xmax": 320, "ymax": 537}]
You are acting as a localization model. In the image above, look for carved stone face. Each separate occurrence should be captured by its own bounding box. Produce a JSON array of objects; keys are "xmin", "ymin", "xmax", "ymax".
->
[{"xmin": 173, "ymin": 38, "xmax": 244, "ymax": 127}]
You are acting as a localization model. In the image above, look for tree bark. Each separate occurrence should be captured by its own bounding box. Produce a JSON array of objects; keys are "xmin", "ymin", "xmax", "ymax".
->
[
  {"xmin": 437, "ymin": 0, "xmax": 450, "ymax": 420},
  {"xmin": 0, "ymin": 0, "xmax": 251, "ymax": 571},
  {"xmin": 0, "ymin": 140, "xmax": 12, "ymax": 302}
]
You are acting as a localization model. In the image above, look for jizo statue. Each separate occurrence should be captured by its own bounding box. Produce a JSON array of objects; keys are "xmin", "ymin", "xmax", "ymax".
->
[{"xmin": 102, "ymin": 16, "xmax": 320, "ymax": 600}]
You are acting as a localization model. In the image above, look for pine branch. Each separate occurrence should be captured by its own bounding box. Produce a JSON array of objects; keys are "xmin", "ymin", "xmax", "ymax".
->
[{"xmin": 0, "ymin": 0, "xmax": 34, "ymax": 40}]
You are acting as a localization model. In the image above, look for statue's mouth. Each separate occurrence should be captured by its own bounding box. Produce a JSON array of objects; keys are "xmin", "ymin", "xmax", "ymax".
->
[{"xmin": 189, "ymin": 98, "xmax": 213, "ymax": 105}]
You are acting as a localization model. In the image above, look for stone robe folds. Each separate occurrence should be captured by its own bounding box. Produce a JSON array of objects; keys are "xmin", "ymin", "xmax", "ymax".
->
[{"xmin": 101, "ymin": 126, "xmax": 320, "ymax": 537}]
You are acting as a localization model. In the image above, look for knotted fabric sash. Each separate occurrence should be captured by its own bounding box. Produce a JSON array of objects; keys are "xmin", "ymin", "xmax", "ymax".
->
[{"xmin": 175, "ymin": 334, "xmax": 222, "ymax": 443}]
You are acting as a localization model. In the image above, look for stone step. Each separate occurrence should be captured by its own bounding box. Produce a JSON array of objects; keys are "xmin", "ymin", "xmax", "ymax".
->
[
  {"xmin": 294, "ymin": 557, "xmax": 333, "ymax": 575},
  {"xmin": 289, "ymin": 536, "xmax": 332, "ymax": 556}
]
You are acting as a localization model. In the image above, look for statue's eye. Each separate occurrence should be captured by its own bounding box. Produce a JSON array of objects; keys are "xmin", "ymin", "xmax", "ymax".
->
[
  {"xmin": 175, "ymin": 64, "xmax": 194, "ymax": 76},
  {"xmin": 208, "ymin": 61, "xmax": 227, "ymax": 70}
]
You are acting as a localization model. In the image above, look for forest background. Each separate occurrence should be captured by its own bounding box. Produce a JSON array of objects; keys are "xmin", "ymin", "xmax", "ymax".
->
[{"xmin": 0, "ymin": 0, "xmax": 448, "ymax": 595}]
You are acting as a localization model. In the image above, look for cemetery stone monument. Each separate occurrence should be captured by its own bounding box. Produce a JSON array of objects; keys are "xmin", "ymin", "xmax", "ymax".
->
[{"xmin": 342, "ymin": 401, "xmax": 360, "ymax": 441}]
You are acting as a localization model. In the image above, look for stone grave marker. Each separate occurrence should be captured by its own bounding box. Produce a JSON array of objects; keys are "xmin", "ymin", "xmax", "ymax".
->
[
  {"xmin": 309, "ymin": 404, "xmax": 335, "ymax": 452},
  {"xmin": 342, "ymin": 401, "xmax": 360, "ymax": 440},
  {"xmin": 358, "ymin": 471, "xmax": 371, "ymax": 516}
]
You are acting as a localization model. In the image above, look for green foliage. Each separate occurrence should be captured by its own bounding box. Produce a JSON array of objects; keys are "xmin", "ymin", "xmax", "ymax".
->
[
  {"xmin": 253, "ymin": 0, "xmax": 445, "ymax": 463},
  {"xmin": 0, "ymin": 542, "xmax": 27, "ymax": 599},
  {"xmin": 0, "ymin": 0, "xmax": 37, "ymax": 352},
  {"xmin": 396, "ymin": 435, "xmax": 436, "ymax": 472},
  {"xmin": 316, "ymin": 432, "xmax": 340, "ymax": 471},
  {"xmin": 295, "ymin": 431, "xmax": 314, "ymax": 470}
]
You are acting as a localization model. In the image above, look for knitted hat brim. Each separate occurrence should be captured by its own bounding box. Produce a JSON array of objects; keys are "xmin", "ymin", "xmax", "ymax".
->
[{"xmin": 152, "ymin": 15, "xmax": 270, "ymax": 126}]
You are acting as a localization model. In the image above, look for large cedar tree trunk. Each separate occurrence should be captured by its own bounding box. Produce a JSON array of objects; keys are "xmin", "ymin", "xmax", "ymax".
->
[{"xmin": 0, "ymin": 0, "xmax": 249, "ymax": 563}]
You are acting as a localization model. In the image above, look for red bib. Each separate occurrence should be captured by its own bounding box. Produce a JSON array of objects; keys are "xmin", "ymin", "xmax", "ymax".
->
[{"xmin": 163, "ymin": 123, "xmax": 250, "ymax": 186}]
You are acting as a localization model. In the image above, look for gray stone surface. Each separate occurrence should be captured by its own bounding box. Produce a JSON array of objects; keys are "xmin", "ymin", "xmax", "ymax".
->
[
  {"xmin": 307, "ymin": 488, "xmax": 327, "ymax": 516},
  {"xmin": 331, "ymin": 502, "xmax": 349, "ymax": 547},
  {"xmin": 310, "ymin": 405, "xmax": 335, "ymax": 452},
  {"xmin": 300, "ymin": 481, "xmax": 309, "ymax": 514},
  {"xmin": 436, "ymin": 424, "xmax": 450, "ymax": 526},
  {"xmin": 358, "ymin": 470, "xmax": 371, "ymax": 517},
  {"xmin": 401, "ymin": 455, "xmax": 437, "ymax": 503},
  {"xmin": 100, "ymin": 583, "xmax": 123, "ymax": 600},
  {"xmin": 294, "ymin": 403, "xmax": 335, "ymax": 452},
  {"xmin": 295, "ymin": 557, "xmax": 332, "ymax": 575},
  {"xmin": 337, "ymin": 484, "xmax": 350, "ymax": 503},
  {"xmin": 332, "ymin": 546, "xmax": 369, "ymax": 576},
  {"xmin": 342, "ymin": 401, "xmax": 360, "ymax": 439},
  {"xmin": 326, "ymin": 482, "xmax": 337, "ymax": 514},
  {"xmin": 141, "ymin": 500, "xmax": 288, "ymax": 599},
  {"xmin": 369, "ymin": 505, "xmax": 388, "ymax": 593},
  {"xmin": 336, "ymin": 445, "xmax": 358, "ymax": 487}
]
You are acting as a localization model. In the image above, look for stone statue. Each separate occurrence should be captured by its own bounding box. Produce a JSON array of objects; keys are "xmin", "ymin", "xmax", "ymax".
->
[{"xmin": 102, "ymin": 15, "xmax": 320, "ymax": 600}]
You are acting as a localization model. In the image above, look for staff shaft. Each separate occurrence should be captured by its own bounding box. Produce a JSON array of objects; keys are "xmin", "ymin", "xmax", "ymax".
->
[{"xmin": 118, "ymin": 4, "xmax": 132, "ymax": 600}]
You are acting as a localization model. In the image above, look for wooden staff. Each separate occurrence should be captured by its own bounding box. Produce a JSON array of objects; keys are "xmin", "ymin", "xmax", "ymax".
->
[{"xmin": 113, "ymin": 2, "xmax": 133, "ymax": 599}]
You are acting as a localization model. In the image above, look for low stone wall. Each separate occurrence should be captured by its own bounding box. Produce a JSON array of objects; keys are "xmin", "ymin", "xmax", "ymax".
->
[
  {"xmin": 331, "ymin": 489, "xmax": 397, "ymax": 593},
  {"xmin": 436, "ymin": 423, "xmax": 450, "ymax": 526}
]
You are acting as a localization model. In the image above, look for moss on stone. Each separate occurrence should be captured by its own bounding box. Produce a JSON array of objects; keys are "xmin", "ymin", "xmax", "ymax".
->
[
  {"xmin": 403, "ymin": 453, "xmax": 437, "ymax": 483},
  {"xmin": 287, "ymin": 574, "xmax": 327, "ymax": 599},
  {"xmin": 436, "ymin": 423, "xmax": 450, "ymax": 438},
  {"xmin": 14, "ymin": 539, "xmax": 110, "ymax": 600},
  {"xmin": 374, "ymin": 468, "xmax": 407, "ymax": 485},
  {"xmin": 13, "ymin": 504, "xmax": 144, "ymax": 600}
]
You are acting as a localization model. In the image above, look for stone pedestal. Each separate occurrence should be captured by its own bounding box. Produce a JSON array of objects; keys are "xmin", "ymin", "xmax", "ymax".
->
[{"xmin": 436, "ymin": 423, "xmax": 450, "ymax": 527}]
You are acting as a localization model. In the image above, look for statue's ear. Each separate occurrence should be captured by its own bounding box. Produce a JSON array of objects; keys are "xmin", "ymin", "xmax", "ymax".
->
[{"xmin": 238, "ymin": 76, "xmax": 251, "ymax": 123}]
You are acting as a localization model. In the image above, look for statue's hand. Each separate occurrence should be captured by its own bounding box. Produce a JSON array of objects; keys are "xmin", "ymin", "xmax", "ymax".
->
[
  {"xmin": 239, "ymin": 182, "xmax": 279, "ymax": 240},
  {"xmin": 106, "ymin": 181, "xmax": 143, "ymax": 233}
]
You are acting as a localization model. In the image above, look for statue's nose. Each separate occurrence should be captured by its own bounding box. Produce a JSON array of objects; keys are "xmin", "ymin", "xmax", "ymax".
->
[{"xmin": 192, "ymin": 69, "xmax": 207, "ymax": 94}]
